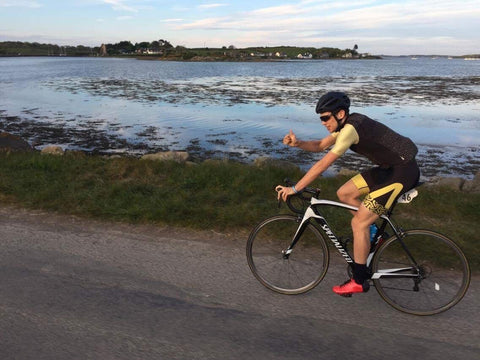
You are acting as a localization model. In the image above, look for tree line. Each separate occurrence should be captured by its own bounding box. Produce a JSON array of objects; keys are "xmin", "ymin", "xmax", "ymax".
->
[
  {"xmin": 0, "ymin": 40, "xmax": 369, "ymax": 60},
  {"xmin": 0, "ymin": 41, "xmax": 98, "ymax": 56},
  {"xmin": 102, "ymin": 39, "xmax": 174, "ymax": 55}
]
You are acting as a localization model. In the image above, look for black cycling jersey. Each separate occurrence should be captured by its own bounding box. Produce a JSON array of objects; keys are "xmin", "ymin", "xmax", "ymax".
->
[{"xmin": 344, "ymin": 113, "xmax": 418, "ymax": 167}]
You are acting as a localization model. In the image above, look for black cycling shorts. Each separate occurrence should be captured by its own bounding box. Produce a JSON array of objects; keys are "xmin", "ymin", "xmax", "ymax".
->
[{"xmin": 351, "ymin": 159, "xmax": 420, "ymax": 215}]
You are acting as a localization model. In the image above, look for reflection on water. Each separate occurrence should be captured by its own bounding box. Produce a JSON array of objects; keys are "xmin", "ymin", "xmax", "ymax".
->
[{"xmin": 0, "ymin": 57, "xmax": 478, "ymax": 179}]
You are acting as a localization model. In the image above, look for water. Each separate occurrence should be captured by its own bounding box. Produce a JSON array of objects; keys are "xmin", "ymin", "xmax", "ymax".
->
[{"xmin": 0, "ymin": 56, "xmax": 479, "ymax": 178}]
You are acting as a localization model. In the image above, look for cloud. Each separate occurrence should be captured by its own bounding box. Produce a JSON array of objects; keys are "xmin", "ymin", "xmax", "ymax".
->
[
  {"xmin": 177, "ymin": 17, "xmax": 230, "ymax": 30},
  {"xmin": 175, "ymin": 0, "xmax": 480, "ymax": 40},
  {"xmin": 168, "ymin": 0, "xmax": 479, "ymax": 55},
  {"xmin": 161, "ymin": 19, "xmax": 184, "ymax": 23},
  {"xmin": 198, "ymin": 3, "xmax": 228, "ymax": 9},
  {"xmin": 102, "ymin": 0, "xmax": 138, "ymax": 13},
  {"xmin": 248, "ymin": 4, "xmax": 308, "ymax": 17},
  {"xmin": 117, "ymin": 15, "xmax": 133, "ymax": 21}
]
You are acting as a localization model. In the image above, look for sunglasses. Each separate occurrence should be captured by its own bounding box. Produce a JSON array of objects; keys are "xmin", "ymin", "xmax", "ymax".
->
[{"xmin": 320, "ymin": 114, "xmax": 335, "ymax": 122}]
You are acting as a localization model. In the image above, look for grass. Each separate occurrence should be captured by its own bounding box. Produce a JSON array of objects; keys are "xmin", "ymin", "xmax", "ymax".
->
[{"xmin": 0, "ymin": 152, "xmax": 478, "ymax": 271}]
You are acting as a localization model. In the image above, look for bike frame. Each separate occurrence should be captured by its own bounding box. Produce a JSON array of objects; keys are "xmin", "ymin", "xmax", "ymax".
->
[{"xmin": 285, "ymin": 197, "xmax": 421, "ymax": 279}]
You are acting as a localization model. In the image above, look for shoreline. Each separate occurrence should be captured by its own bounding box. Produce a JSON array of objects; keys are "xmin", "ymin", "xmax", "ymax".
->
[
  {"xmin": 1, "ymin": 112, "xmax": 478, "ymax": 181},
  {"xmin": 3, "ymin": 54, "xmax": 479, "ymax": 60}
]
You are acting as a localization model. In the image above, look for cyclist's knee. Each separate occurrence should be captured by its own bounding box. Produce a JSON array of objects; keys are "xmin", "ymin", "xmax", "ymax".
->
[
  {"xmin": 337, "ymin": 181, "xmax": 359, "ymax": 203},
  {"xmin": 352, "ymin": 205, "xmax": 379, "ymax": 230},
  {"xmin": 351, "ymin": 214, "xmax": 369, "ymax": 231}
]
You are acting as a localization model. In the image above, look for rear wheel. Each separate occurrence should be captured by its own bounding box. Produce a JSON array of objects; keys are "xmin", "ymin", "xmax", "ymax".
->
[
  {"xmin": 246, "ymin": 215, "xmax": 329, "ymax": 294},
  {"xmin": 372, "ymin": 230, "xmax": 470, "ymax": 315}
]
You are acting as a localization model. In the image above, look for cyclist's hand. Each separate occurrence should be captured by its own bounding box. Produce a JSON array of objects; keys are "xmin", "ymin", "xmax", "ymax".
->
[
  {"xmin": 283, "ymin": 130, "xmax": 297, "ymax": 147},
  {"xmin": 275, "ymin": 185, "xmax": 294, "ymax": 202}
]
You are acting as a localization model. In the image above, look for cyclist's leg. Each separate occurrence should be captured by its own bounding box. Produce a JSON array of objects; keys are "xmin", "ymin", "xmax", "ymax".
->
[
  {"xmin": 337, "ymin": 173, "xmax": 379, "ymax": 266},
  {"xmin": 334, "ymin": 162, "xmax": 420, "ymax": 295},
  {"xmin": 334, "ymin": 174, "xmax": 378, "ymax": 295},
  {"xmin": 337, "ymin": 176, "xmax": 369, "ymax": 209},
  {"xmin": 354, "ymin": 161, "xmax": 419, "ymax": 263},
  {"xmin": 352, "ymin": 205, "xmax": 379, "ymax": 265}
]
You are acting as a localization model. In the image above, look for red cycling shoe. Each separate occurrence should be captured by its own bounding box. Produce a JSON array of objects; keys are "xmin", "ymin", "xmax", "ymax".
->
[{"xmin": 333, "ymin": 279, "xmax": 370, "ymax": 297}]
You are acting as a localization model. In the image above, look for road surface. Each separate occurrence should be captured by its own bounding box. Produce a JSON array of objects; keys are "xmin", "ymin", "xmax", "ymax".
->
[{"xmin": 0, "ymin": 206, "xmax": 478, "ymax": 359}]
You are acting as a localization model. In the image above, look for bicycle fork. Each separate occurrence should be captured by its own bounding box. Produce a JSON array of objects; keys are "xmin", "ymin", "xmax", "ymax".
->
[{"xmin": 282, "ymin": 216, "xmax": 308, "ymax": 260}]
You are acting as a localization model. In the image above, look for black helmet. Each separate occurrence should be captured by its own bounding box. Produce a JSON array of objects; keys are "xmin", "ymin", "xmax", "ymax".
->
[{"xmin": 315, "ymin": 91, "xmax": 350, "ymax": 114}]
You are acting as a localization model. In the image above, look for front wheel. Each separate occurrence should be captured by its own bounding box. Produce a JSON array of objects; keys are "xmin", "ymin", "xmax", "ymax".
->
[
  {"xmin": 246, "ymin": 215, "xmax": 329, "ymax": 294},
  {"xmin": 371, "ymin": 230, "xmax": 470, "ymax": 315}
]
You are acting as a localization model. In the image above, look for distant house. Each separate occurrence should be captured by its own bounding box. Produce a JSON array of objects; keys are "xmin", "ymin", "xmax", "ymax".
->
[
  {"xmin": 250, "ymin": 52, "xmax": 271, "ymax": 58},
  {"xmin": 146, "ymin": 49, "xmax": 163, "ymax": 55},
  {"xmin": 297, "ymin": 53, "xmax": 313, "ymax": 59},
  {"xmin": 136, "ymin": 48, "xmax": 163, "ymax": 55}
]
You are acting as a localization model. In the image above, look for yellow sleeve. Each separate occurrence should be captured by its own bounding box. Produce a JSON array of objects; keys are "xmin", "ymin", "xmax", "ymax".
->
[{"xmin": 330, "ymin": 124, "xmax": 359, "ymax": 156}]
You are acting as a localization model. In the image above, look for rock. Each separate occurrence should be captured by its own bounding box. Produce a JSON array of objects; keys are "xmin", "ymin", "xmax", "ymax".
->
[
  {"xmin": 462, "ymin": 170, "xmax": 480, "ymax": 193},
  {"xmin": 432, "ymin": 176, "xmax": 465, "ymax": 191},
  {"xmin": 0, "ymin": 132, "xmax": 33, "ymax": 152},
  {"xmin": 41, "ymin": 145, "xmax": 65, "ymax": 155},
  {"xmin": 253, "ymin": 156, "xmax": 299, "ymax": 171},
  {"xmin": 140, "ymin": 151, "xmax": 189, "ymax": 163}
]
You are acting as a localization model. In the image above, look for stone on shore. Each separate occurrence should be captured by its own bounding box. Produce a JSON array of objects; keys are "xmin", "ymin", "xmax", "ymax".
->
[
  {"xmin": 41, "ymin": 145, "xmax": 65, "ymax": 155},
  {"xmin": 462, "ymin": 170, "xmax": 480, "ymax": 193},
  {"xmin": 433, "ymin": 176, "xmax": 465, "ymax": 191},
  {"xmin": 140, "ymin": 151, "xmax": 189, "ymax": 163},
  {"xmin": 0, "ymin": 132, "xmax": 33, "ymax": 152}
]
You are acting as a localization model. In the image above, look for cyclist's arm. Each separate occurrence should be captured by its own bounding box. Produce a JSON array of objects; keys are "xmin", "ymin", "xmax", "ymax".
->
[
  {"xmin": 285, "ymin": 132, "xmax": 336, "ymax": 152},
  {"xmin": 276, "ymin": 151, "xmax": 339, "ymax": 201},
  {"xmin": 294, "ymin": 151, "xmax": 339, "ymax": 191},
  {"xmin": 293, "ymin": 126, "xmax": 359, "ymax": 191}
]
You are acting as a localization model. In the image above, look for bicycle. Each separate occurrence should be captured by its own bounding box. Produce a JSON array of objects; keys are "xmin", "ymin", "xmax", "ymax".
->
[{"xmin": 246, "ymin": 179, "xmax": 471, "ymax": 315}]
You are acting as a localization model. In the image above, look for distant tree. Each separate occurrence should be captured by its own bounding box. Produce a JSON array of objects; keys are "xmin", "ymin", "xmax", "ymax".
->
[
  {"xmin": 106, "ymin": 40, "xmax": 134, "ymax": 54},
  {"xmin": 117, "ymin": 41, "xmax": 135, "ymax": 53},
  {"xmin": 353, "ymin": 44, "xmax": 359, "ymax": 56},
  {"xmin": 158, "ymin": 39, "xmax": 173, "ymax": 49},
  {"xmin": 135, "ymin": 41, "xmax": 150, "ymax": 50},
  {"xmin": 175, "ymin": 45, "xmax": 187, "ymax": 54}
]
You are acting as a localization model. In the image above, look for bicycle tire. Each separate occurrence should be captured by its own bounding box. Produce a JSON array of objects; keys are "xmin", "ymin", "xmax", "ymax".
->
[
  {"xmin": 371, "ymin": 229, "xmax": 470, "ymax": 315},
  {"xmin": 246, "ymin": 215, "xmax": 329, "ymax": 294}
]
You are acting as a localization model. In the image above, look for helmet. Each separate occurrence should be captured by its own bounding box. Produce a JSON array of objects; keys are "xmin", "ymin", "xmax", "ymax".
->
[{"xmin": 315, "ymin": 91, "xmax": 350, "ymax": 114}]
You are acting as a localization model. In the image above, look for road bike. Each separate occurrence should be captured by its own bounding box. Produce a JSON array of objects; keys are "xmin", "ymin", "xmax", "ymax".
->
[{"xmin": 246, "ymin": 179, "xmax": 471, "ymax": 315}]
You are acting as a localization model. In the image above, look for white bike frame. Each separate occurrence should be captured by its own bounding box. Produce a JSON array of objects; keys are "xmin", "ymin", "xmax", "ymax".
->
[{"xmin": 286, "ymin": 189, "xmax": 420, "ymax": 279}]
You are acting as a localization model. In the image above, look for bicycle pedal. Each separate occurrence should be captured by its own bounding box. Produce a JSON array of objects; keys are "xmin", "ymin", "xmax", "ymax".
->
[{"xmin": 340, "ymin": 293, "xmax": 353, "ymax": 298}]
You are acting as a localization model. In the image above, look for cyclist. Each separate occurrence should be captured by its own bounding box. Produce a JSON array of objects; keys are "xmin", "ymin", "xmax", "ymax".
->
[{"xmin": 275, "ymin": 91, "xmax": 420, "ymax": 296}]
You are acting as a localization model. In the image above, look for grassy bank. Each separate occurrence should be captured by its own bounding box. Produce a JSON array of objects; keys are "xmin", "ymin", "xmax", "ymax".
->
[{"xmin": 0, "ymin": 152, "xmax": 478, "ymax": 270}]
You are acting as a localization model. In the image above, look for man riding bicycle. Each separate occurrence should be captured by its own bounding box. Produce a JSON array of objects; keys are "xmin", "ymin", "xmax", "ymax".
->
[{"xmin": 276, "ymin": 91, "xmax": 420, "ymax": 296}]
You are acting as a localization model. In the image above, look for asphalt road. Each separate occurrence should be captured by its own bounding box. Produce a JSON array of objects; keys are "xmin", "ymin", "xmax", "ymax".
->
[{"xmin": 0, "ymin": 206, "xmax": 478, "ymax": 360}]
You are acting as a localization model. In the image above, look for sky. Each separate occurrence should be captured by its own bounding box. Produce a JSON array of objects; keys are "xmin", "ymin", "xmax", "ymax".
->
[{"xmin": 0, "ymin": 0, "xmax": 479, "ymax": 55}]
